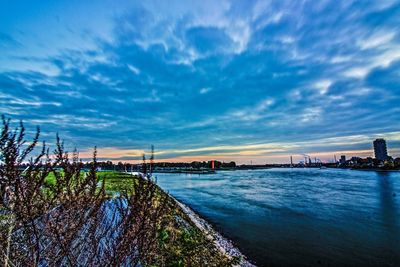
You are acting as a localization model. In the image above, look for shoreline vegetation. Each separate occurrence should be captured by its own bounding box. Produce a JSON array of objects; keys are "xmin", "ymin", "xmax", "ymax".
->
[{"xmin": 0, "ymin": 116, "xmax": 252, "ymax": 266}]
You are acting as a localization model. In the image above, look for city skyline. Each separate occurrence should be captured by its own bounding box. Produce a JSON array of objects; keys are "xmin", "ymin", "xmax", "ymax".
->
[
  {"xmin": 1, "ymin": 1, "xmax": 400, "ymax": 164},
  {"xmin": 78, "ymin": 136, "xmax": 399, "ymax": 164}
]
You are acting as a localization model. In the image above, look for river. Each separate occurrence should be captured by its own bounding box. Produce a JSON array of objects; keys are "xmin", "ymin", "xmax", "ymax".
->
[{"xmin": 155, "ymin": 168, "xmax": 400, "ymax": 267}]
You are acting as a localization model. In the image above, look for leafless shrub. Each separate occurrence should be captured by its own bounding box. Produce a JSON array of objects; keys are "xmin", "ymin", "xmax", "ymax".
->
[{"xmin": 0, "ymin": 116, "xmax": 168, "ymax": 266}]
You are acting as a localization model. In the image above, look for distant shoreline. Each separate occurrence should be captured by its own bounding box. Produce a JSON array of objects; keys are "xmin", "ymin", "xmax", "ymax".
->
[{"xmin": 152, "ymin": 166, "xmax": 400, "ymax": 173}]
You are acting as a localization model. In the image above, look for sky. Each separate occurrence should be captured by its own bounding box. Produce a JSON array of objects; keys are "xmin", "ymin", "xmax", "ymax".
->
[{"xmin": 1, "ymin": 0, "xmax": 400, "ymax": 164}]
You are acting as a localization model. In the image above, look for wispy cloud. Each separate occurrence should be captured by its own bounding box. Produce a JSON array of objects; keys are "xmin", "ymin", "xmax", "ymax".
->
[{"xmin": 199, "ymin": 87, "xmax": 212, "ymax": 94}]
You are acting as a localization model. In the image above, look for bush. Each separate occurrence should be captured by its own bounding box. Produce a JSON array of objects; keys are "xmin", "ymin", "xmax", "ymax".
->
[{"xmin": 0, "ymin": 116, "xmax": 168, "ymax": 266}]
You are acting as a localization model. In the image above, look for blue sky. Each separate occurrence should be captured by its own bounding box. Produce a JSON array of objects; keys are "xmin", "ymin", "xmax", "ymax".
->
[{"xmin": 1, "ymin": 0, "xmax": 400, "ymax": 163}]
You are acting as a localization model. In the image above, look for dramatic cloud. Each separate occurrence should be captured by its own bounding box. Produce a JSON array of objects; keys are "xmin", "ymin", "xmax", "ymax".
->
[{"xmin": 0, "ymin": 0, "xmax": 399, "ymax": 163}]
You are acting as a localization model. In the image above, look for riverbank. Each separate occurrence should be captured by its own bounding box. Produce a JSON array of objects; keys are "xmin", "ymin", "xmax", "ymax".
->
[{"xmin": 167, "ymin": 194, "xmax": 256, "ymax": 267}]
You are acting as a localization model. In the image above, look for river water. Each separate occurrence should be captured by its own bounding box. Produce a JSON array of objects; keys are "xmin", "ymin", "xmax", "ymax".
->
[{"xmin": 155, "ymin": 168, "xmax": 400, "ymax": 267}]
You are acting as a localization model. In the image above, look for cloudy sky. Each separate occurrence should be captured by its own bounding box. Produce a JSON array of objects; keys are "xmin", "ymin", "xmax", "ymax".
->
[{"xmin": 1, "ymin": 0, "xmax": 400, "ymax": 163}]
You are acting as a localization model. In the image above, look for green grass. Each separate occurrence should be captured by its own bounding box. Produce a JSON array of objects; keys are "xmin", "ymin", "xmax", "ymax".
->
[
  {"xmin": 44, "ymin": 171, "xmax": 136, "ymax": 194},
  {"xmin": 154, "ymin": 190, "xmax": 235, "ymax": 266},
  {"xmin": 97, "ymin": 171, "xmax": 136, "ymax": 193}
]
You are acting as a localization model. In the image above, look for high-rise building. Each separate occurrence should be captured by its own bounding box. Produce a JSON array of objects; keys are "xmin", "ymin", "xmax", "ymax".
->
[{"xmin": 373, "ymin": 138, "xmax": 388, "ymax": 161}]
